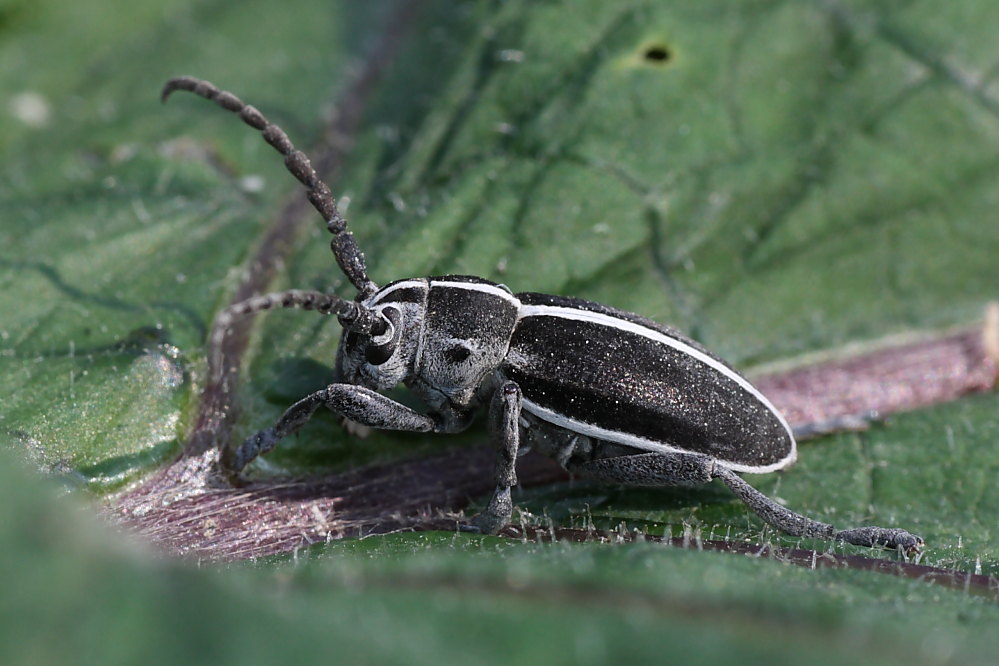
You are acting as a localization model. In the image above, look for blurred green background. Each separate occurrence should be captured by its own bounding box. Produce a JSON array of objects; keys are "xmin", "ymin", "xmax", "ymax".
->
[{"xmin": 2, "ymin": 0, "xmax": 999, "ymax": 663}]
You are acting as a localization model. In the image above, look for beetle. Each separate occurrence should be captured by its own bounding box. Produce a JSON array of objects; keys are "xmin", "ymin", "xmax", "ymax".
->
[{"xmin": 162, "ymin": 76, "xmax": 922, "ymax": 552}]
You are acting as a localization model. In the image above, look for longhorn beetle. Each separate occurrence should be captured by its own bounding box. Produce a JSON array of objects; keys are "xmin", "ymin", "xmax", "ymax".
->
[{"xmin": 162, "ymin": 76, "xmax": 922, "ymax": 552}]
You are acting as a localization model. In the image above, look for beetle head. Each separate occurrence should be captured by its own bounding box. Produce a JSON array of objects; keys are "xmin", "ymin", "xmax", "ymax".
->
[{"xmin": 334, "ymin": 281, "xmax": 426, "ymax": 391}]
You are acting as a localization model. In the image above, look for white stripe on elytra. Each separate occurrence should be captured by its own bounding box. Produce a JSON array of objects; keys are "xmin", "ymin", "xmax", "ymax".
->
[
  {"xmin": 521, "ymin": 397, "xmax": 794, "ymax": 474},
  {"xmin": 367, "ymin": 282, "xmax": 795, "ymax": 472},
  {"xmin": 516, "ymin": 304, "xmax": 796, "ymax": 472}
]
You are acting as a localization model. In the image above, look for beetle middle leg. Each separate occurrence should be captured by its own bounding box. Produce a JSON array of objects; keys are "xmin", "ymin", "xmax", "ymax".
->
[{"xmin": 466, "ymin": 381, "xmax": 522, "ymax": 534}]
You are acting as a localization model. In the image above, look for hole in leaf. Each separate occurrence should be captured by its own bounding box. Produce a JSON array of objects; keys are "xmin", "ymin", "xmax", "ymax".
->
[{"xmin": 643, "ymin": 44, "xmax": 671, "ymax": 65}]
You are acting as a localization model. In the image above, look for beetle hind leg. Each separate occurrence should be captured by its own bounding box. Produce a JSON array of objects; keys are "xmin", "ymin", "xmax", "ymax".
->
[
  {"xmin": 831, "ymin": 526, "xmax": 923, "ymax": 551},
  {"xmin": 572, "ymin": 452, "xmax": 922, "ymax": 553},
  {"xmin": 713, "ymin": 466, "xmax": 923, "ymax": 553},
  {"xmin": 569, "ymin": 450, "xmax": 716, "ymax": 487}
]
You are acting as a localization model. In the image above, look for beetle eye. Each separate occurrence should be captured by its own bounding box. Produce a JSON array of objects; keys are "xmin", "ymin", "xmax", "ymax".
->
[{"xmin": 364, "ymin": 306, "xmax": 402, "ymax": 366}]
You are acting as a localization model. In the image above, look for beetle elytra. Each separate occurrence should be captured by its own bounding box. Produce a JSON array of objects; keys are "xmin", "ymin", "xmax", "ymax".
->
[{"xmin": 162, "ymin": 76, "xmax": 922, "ymax": 553}]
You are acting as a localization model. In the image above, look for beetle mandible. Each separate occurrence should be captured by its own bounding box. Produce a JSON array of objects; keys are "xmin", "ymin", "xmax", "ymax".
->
[{"xmin": 162, "ymin": 76, "xmax": 922, "ymax": 552}]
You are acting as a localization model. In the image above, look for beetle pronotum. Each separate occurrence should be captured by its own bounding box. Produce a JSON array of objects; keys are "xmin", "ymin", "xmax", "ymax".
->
[{"xmin": 162, "ymin": 76, "xmax": 922, "ymax": 553}]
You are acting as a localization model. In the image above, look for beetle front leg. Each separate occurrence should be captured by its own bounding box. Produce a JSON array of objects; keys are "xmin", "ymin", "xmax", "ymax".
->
[
  {"xmin": 225, "ymin": 384, "xmax": 436, "ymax": 475},
  {"xmin": 466, "ymin": 381, "xmax": 522, "ymax": 534}
]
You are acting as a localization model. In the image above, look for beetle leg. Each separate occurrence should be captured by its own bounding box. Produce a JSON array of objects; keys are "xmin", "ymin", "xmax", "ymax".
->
[
  {"xmin": 713, "ymin": 466, "xmax": 923, "ymax": 553},
  {"xmin": 831, "ymin": 526, "xmax": 923, "ymax": 552},
  {"xmin": 569, "ymin": 451, "xmax": 715, "ymax": 486},
  {"xmin": 467, "ymin": 381, "xmax": 522, "ymax": 534},
  {"xmin": 575, "ymin": 452, "xmax": 826, "ymax": 536},
  {"xmin": 225, "ymin": 384, "xmax": 436, "ymax": 475},
  {"xmin": 711, "ymin": 465, "xmax": 836, "ymax": 539},
  {"xmin": 573, "ymin": 453, "xmax": 922, "ymax": 552},
  {"xmin": 575, "ymin": 453, "xmax": 832, "ymax": 537}
]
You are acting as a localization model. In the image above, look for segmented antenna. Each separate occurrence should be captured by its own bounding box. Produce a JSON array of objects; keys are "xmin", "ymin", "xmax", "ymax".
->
[
  {"xmin": 208, "ymin": 289, "xmax": 387, "ymax": 385},
  {"xmin": 161, "ymin": 76, "xmax": 377, "ymax": 297}
]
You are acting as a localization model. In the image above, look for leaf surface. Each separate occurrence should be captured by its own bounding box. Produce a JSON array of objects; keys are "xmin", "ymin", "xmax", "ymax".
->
[{"xmin": 2, "ymin": 1, "xmax": 999, "ymax": 663}]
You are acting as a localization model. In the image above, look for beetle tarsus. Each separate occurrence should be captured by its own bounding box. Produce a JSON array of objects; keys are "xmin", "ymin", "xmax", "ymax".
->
[
  {"xmin": 228, "ymin": 427, "xmax": 279, "ymax": 474},
  {"xmin": 469, "ymin": 486, "xmax": 513, "ymax": 535},
  {"xmin": 834, "ymin": 526, "xmax": 924, "ymax": 554}
]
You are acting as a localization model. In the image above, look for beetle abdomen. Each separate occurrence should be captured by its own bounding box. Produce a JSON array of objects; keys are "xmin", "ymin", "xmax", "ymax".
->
[{"xmin": 503, "ymin": 294, "xmax": 795, "ymax": 473}]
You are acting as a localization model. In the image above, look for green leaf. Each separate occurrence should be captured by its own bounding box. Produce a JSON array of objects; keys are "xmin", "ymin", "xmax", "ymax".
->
[
  {"xmin": 0, "ymin": 0, "xmax": 404, "ymax": 487},
  {"xmin": 3, "ymin": 0, "xmax": 999, "ymax": 663},
  {"xmin": 4, "ymin": 442, "xmax": 999, "ymax": 666}
]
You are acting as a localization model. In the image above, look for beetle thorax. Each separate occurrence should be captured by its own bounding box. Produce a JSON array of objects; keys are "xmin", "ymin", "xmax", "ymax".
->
[{"xmin": 411, "ymin": 277, "xmax": 521, "ymax": 409}]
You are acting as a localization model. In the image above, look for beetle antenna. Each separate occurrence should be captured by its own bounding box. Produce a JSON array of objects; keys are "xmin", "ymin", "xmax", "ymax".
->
[
  {"xmin": 208, "ymin": 289, "xmax": 386, "ymax": 384},
  {"xmin": 161, "ymin": 76, "xmax": 377, "ymax": 297}
]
